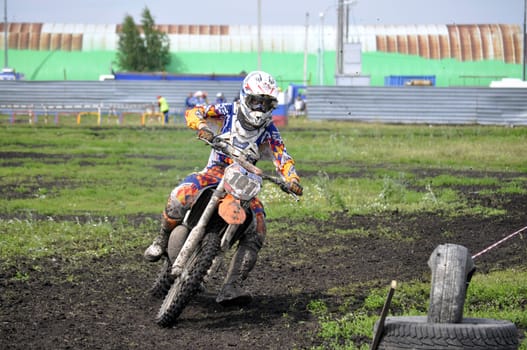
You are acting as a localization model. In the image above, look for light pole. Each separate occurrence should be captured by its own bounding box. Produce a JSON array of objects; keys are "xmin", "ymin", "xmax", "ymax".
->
[
  {"xmin": 257, "ymin": 0, "xmax": 262, "ymax": 70},
  {"xmin": 303, "ymin": 12, "xmax": 309, "ymax": 85},
  {"xmin": 318, "ymin": 12, "xmax": 325, "ymax": 85},
  {"xmin": 523, "ymin": 0, "xmax": 526, "ymax": 81},
  {"xmin": 3, "ymin": 0, "xmax": 7, "ymax": 69},
  {"xmin": 317, "ymin": 0, "xmax": 358, "ymax": 85},
  {"xmin": 336, "ymin": 0, "xmax": 358, "ymax": 77}
]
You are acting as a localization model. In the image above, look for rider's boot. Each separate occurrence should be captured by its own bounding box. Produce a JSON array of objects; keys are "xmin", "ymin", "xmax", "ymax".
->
[
  {"xmin": 216, "ymin": 244, "xmax": 258, "ymax": 306},
  {"xmin": 144, "ymin": 212, "xmax": 179, "ymax": 262}
]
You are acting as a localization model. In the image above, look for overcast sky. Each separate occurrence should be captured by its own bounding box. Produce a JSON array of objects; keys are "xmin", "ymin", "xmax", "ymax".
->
[{"xmin": 5, "ymin": 0, "xmax": 526, "ymax": 27}]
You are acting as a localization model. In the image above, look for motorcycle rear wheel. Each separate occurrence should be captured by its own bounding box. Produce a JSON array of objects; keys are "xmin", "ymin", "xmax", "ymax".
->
[
  {"xmin": 149, "ymin": 225, "xmax": 191, "ymax": 299},
  {"xmin": 148, "ymin": 257, "xmax": 174, "ymax": 299},
  {"xmin": 155, "ymin": 232, "xmax": 220, "ymax": 327}
]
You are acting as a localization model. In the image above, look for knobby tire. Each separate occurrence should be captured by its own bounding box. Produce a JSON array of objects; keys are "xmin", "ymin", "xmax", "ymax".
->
[
  {"xmin": 155, "ymin": 232, "xmax": 220, "ymax": 327},
  {"xmin": 148, "ymin": 257, "xmax": 174, "ymax": 299},
  {"xmin": 149, "ymin": 225, "xmax": 191, "ymax": 299},
  {"xmin": 375, "ymin": 316, "xmax": 519, "ymax": 350}
]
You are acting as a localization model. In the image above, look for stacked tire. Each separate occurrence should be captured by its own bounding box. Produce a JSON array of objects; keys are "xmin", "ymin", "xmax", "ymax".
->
[{"xmin": 374, "ymin": 244, "xmax": 519, "ymax": 350}]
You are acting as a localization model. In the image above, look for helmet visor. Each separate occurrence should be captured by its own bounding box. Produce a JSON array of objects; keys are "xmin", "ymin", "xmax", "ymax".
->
[{"xmin": 245, "ymin": 94, "xmax": 278, "ymax": 113}]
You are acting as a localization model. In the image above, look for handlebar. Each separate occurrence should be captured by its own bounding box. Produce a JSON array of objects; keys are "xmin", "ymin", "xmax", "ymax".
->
[{"xmin": 199, "ymin": 136, "xmax": 299, "ymax": 200}]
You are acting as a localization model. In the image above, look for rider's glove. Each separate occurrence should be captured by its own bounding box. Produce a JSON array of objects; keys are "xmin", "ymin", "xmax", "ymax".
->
[
  {"xmin": 197, "ymin": 126, "xmax": 214, "ymax": 142},
  {"xmin": 282, "ymin": 179, "xmax": 303, "ymax": 196}
]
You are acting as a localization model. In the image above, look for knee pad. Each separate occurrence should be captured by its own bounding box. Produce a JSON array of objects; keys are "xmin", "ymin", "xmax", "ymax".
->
[
  {"xmin": 165, "ymin": 201, "xmax": 185, "ymax": 222},
  {"xmin": 161, "ymin": 210, "xmax": 179, "ymax": 233},
  {"xmin": 165, "ymin": 189, "xmax": 188, "ymax": 221}
]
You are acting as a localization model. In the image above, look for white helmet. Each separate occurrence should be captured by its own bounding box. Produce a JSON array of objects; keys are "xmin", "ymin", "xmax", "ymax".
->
[{"xmin": 238, "ymin": 71, "xmax": 279, "ymax": 130}]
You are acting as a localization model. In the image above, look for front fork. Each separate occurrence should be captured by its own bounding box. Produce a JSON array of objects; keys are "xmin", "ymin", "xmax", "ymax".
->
[{"xmin": 171, "ymin": 180, "xmax": 225, "ymax": 277}]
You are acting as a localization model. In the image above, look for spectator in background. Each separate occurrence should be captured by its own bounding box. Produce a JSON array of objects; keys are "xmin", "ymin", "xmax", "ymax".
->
[
  {"xmin": 293, "ymin": 95, "xmax": 306, "ymax": 117},
  {"xmin": 198, "ymin": 91, "xmax": 209, "ymax": 105},
  {"xmin": 157, "ymin": 95, "xmax": 170, "ymax": 124},
  {"xmin": 185, "ymin": 92, "xmax": 194, "ymax": 109},
  {"xmin": 215, "ymin": 92, "xmax": 226, "ymax": 104},
  {"xmin": 188, "ymin": 91, "xmax": 208, "ymax": 107}
]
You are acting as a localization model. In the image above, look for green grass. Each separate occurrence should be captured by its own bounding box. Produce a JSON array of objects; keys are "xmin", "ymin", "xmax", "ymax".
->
[
  {"xmin": 0, "ymin": 217, "xmax": 144, "ymax": 263},
  {"xmin": 1, "ymin": 120, "xmax": 526, "ymax": 349},
  {"xmin": 307, "ymin": 270, "xmax": 527, "ymax": 350},
  {"xmin": 1, "ymin": 121, "xmax": 525, "ymax": 218}
]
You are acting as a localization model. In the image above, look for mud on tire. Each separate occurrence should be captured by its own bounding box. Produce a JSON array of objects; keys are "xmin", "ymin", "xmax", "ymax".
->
[
  {"xmin": 149, "ymin": 225, "xmax": 191, "ymax": 299},
  {"xmin": 155, "ymin": 232, "xmax": 220, "ymax": 327},
  {"xmin": 148, "ymin": 257, "xmax": 174, "ymax": 299}
]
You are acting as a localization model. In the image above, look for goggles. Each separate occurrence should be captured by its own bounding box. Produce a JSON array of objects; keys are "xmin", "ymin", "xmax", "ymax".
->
[{"xmin": 245, "ymin": 94, "xmax": 278, "ymax": 112}]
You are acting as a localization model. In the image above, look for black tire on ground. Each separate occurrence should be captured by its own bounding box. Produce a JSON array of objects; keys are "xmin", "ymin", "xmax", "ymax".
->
[
  {"xmin": 375, "ymin": 316, "xmax": 519, "ymax": 350},
  {"xmin": 149, "ymin": 225, "xmax": 190, "ymax": 299},
  {"xmin": 427, "ymin": 243, "xmax": 475, "ymax": 323},
  {"xmin": 155, "ymin": 232, "xmax": 220, "ymax": 327},
  {"xmin": 148, "ymin": 257, "xmax": 174, "ymax": 299}
]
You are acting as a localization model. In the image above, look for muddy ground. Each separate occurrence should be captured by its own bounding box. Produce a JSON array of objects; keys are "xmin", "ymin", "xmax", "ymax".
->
[{"xmin": 1, "ymin": 166, "xmax": 526, "ymax": 349}]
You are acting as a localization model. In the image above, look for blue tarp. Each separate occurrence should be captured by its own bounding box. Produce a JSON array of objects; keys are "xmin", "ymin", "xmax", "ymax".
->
[
  {"xmin": 384, "ymin": 75, "xmax": 436, "ymax": 86},
  {"xmin": 113, "ymin": 72, "xmax": 245, "ymax": 82}
]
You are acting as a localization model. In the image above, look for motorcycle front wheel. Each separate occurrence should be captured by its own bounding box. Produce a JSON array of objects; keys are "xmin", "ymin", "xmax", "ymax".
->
[{"xmin": 155, "ymin": 232, "xmax": 220, "ymax": 327}]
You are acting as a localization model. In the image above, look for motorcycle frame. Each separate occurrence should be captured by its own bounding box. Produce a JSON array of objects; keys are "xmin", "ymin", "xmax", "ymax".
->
[
  {"xmin": 170, "ymin": 139, "xmax": 290, "ymax": 278},
  {"xmin": 171, "ymin": 178, "xmax": 228, "ymax": 277}
]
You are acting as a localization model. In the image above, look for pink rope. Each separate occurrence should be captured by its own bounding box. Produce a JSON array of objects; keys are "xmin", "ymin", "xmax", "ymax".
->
[{"xmin": 472, "ymin": 225, "xmax": 527, "ymax": 259}]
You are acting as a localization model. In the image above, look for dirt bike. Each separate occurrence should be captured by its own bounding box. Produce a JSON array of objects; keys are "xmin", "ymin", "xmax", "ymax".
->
[{"xmin": 149, "ymin": 136, "xmax": 298, "ymax": 328}]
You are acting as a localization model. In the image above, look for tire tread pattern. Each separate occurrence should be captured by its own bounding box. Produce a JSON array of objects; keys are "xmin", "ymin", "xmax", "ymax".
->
[
  {"xmin": 155, "ymin": 232, "xmax": 220, "ymax": 327},
  {"xmin": 377, "ymin": 316, "xmax": 519, "ymax": 350},
  {"xmin": 427, "ymin": 244, "xmax": 474, "ymax": 323},
  {"xmin": 149, "ymin": 258, "xmax": 174, "ymax": 299}
]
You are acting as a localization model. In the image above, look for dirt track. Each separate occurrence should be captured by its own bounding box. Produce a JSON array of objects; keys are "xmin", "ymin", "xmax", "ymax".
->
[{"xmin": 1, "ymin": 168, "xmax": 526, "ymax": 349}]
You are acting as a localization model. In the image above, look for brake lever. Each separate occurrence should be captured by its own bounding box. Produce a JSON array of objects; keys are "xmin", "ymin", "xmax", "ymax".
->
[
  {"xmin": 262, "ymin": 174, "xmax": 299, "ymax": 202},
  {"xmin": 202, "ymin": 138, "xmax": 263, "ymax": 176},
  {"xmin": 201, "ymin": 138, "xmax": 297, "ymax": 200}
]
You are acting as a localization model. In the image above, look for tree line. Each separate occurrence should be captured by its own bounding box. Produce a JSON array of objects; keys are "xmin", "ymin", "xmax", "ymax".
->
[{"xmin": 116, "ymin": 7, "xmax": 171, "ymax": 72}]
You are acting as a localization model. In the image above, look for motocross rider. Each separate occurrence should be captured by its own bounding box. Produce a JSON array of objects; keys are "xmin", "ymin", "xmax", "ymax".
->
[{"xmin": 144, "ymin": 70, "xmax": 303, "ymax": 306}]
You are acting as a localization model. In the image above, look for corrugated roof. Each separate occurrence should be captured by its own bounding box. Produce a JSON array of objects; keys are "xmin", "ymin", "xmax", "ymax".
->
[{"xmin": 0, "ymin": 22, "xmax": 523, "ymax": 63}]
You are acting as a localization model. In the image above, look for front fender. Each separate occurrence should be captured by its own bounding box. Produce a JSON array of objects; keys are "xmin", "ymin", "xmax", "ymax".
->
[{"xmin": 219, "ymin": 194, "xmax": 246, "ymax": 224}]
